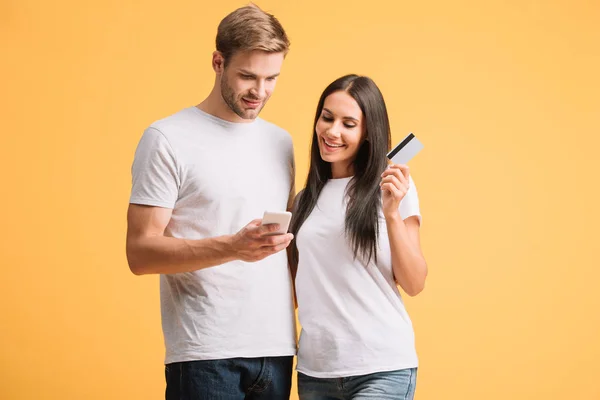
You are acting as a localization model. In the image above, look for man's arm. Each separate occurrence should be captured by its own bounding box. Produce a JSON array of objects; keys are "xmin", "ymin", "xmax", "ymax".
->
[{"xmin": 126, "ymin": 204, "xmax": 293, "ymax": 275}]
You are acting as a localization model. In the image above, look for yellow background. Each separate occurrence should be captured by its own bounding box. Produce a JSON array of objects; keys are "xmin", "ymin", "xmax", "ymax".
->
[{"xmin": 1, "ymin": 0, "xmax": 599, "ymax": 399}]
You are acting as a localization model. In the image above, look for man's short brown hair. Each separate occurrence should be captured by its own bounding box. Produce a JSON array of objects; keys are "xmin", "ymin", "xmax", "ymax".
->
[{"xmin": 216, "ymin": 4, "xmax": 290, "ymax": 66}]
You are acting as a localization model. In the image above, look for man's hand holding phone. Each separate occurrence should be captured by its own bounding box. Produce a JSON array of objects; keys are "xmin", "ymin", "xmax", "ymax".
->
[{"xmin": 229, "ymin": 211, "xmax": 293, "ymax": 262}]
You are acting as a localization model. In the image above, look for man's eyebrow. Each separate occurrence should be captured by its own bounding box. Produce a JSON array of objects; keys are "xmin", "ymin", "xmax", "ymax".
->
[{"xmin": 238, "ymin": 69, "xmax": 280, "ymax": 79}]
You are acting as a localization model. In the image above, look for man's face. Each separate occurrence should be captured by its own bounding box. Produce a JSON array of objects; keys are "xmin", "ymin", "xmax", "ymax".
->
[{"xmin": 219, "ymin": 50, "xmax": 284, "ymax": 120}]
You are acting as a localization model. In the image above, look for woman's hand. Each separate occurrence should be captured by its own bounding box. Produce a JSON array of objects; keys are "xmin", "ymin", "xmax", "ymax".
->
[{"xmin": 380, "ymin": 164, "xmax": 410, "ymax": 219}]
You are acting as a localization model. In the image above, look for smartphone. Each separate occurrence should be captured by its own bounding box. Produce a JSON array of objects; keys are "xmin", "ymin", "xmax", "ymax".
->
[{"xmin": 261, "ymin": 211, "xmax": 292, "ymax": 236}]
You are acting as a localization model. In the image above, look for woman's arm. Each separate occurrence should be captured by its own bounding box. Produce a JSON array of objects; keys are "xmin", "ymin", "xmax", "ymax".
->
[
  {"xmin": 385, "ymin": 214, "xmax": 427, "ymax": 296},
  {"xmin": 380, "ymin": 165, "xmax": 428, "ymax": 296}
]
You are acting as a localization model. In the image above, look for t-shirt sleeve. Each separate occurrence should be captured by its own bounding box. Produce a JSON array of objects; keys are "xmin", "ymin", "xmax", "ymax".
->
[
  {"xmin": 129, "ymin": 127, "xmax": 179, "ymax": 208},
  {"xmin": 399, "ymin": 175, "xmax": 422, "ymax": 224}
]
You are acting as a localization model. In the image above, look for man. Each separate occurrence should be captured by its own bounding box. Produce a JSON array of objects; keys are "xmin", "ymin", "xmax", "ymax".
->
[{"xmin": 126, "ymin": 5, "xmax": 296, "ymax": 399}]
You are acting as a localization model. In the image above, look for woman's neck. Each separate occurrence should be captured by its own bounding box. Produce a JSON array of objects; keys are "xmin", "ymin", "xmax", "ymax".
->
[{"xmin": 331, "ymin": 162, "xmax": 354, "ymax": 179}]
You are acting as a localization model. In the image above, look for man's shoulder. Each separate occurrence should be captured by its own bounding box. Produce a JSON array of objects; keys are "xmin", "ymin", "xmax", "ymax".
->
[
  {"xmin": 148, "ymin": 107, "xmax": 196, "ymax": 133},
  {"xmin": 257, "ymin": 118, "xmax": 293, "ymax": 146},
  {"xmin": 258, "ymin": 118, "xmax": 290, "ymax": 136}
]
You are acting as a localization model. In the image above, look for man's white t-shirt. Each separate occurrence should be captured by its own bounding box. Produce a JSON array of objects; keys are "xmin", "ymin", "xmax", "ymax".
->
[
  {"xmin": 130, "ymin": 106, "xmax": 297, "ymax": 364},
  {"xmin": 295, "ymin": 176, "xmax": 421, "ymax": 378}
]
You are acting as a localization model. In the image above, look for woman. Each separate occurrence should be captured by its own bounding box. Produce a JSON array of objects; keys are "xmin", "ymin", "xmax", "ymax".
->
[{"xmin": 289, "ymin": 74, "xmax": 428, "ymax": 400}]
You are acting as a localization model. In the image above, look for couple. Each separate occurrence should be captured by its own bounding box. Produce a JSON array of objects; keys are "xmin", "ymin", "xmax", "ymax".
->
[{"xmin": 126, "ymin": 4, "xmax": 428, "ymax": 400}]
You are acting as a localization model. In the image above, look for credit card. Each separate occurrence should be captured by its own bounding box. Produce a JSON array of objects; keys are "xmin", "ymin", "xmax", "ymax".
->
[{"xmin": 387, "ymin": 132, "xmax": 423, "ymax": 164}]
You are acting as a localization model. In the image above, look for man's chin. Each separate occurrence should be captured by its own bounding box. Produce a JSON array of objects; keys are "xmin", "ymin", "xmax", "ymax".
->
[
  {"xmin": 237, "ymin": 107, "xmax": 262, "ymax": 120},
  {"xmin": 235, "ymin": 112, "xmax": 256, "ymax": 120}
]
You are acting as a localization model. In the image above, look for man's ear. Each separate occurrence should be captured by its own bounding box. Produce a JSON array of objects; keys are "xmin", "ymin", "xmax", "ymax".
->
[{"xmin": 212, "ymin": 51, "xmax": 225, "ymax": 74}]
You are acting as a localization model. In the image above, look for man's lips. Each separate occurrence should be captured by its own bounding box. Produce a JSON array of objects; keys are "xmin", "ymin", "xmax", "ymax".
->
[{"xmin": 242, "ymin": 98, "xmax": 262, "ymax": 108}]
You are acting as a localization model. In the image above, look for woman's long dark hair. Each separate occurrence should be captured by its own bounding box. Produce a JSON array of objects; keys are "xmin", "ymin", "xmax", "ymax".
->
[{"xmin": 289, "ymin": 74, "xmax": 392, "ymax": 278}]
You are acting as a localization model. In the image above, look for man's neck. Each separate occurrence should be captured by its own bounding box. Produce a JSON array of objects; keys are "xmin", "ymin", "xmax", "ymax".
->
[{"xmin": 196, "ymin": 89, "xmax": 253, "ymax": 124}]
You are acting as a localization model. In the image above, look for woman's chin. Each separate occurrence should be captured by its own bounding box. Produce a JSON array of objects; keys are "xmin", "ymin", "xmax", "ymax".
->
[
  {"xmin": 320, "ymin": 153, "xmax": 337, "ymax": 163},
  {"xmin": 319, "ymin": 150, "xmax": 344, "ymax": 164}
]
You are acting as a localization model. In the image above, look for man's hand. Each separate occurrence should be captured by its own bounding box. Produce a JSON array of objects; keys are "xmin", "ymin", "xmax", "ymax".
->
[{"xmin": 230, "ymin": 219, "xmax": 294, "ymax": 262}]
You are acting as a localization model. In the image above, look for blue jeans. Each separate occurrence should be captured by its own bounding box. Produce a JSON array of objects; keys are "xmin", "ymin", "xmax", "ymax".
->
[
  {"xmin": 297, "ymin": 368, "xmax": 417, "ymax": 400},
  {"xmin": 165, "ymin": 356, "xmax": 293, "ymax": 400}
]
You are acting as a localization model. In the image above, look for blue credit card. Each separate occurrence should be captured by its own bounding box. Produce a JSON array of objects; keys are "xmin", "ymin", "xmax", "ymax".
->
[{"xmin": 387, "ymin": 133, "xmax": 423, "ymax": 164}]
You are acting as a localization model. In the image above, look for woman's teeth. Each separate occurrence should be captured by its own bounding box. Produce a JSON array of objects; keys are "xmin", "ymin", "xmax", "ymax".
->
[{"xmin": 325, "ymin": 140, "xmax": 344, "ymax": 148}]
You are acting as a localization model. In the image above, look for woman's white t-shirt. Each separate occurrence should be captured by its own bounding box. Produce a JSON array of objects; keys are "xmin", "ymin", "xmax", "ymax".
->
[{"xmin": 295, "ymin": 175, "xmax": 421, "ymax": 378}]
